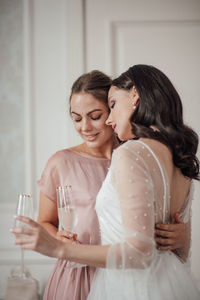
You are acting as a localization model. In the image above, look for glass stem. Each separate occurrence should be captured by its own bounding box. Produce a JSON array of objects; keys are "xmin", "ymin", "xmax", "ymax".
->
[{"xmin": 21, "ymin": 248, "xmax": 24, "ymax": 277}]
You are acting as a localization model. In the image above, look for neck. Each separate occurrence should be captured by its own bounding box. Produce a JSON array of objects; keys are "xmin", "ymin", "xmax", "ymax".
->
[{"xmin": 81, "ymin": 136, "xmax": 119, "ymax": 159}]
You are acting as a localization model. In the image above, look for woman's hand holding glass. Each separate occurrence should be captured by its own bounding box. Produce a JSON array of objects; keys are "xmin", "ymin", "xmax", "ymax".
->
[
  {"xmin": 12, "ymin": 216, "xmax": 65, "ymax": 258},
  {"xmin": 13, "ymin": 194, "xmax": 34, "ymax": 278}
]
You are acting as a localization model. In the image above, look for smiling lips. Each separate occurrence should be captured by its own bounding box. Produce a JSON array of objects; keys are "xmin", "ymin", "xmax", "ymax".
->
[{"xmin": 82, "ymin": 133, "xmax": 99, "ymax": 141}]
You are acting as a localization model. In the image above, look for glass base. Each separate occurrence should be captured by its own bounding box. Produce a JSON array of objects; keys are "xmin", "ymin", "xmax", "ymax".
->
[
  {"xmin": 10, "ymin": 265, "xmax": 31, "ymax": 279},
  {"xmin": 65, "ymin": 262, "xmax": 86, "ymax": 269}
]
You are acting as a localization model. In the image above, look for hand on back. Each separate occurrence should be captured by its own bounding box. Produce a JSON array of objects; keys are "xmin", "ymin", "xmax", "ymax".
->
[{"xmin": 155, "ymin": 212, "xmax": 189, "ymax": 251}]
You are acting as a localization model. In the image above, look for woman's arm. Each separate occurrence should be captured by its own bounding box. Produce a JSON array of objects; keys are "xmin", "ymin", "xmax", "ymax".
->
[
  {"xmin": 12, "ymin": 216, "xmax": 109, "ymax": 267},
  {"xmin": 37, "ymin": 192, "xmax": 58, "ymax": 237},
  {"xmin": 38, "ymin": 192, "xmax": 75, "ymax": 242}
]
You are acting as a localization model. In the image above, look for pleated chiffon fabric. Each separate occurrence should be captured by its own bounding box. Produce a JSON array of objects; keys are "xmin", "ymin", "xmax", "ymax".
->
[{"xmin": 38, "ymin": 149, "xmax": 110, "ymax": 300}]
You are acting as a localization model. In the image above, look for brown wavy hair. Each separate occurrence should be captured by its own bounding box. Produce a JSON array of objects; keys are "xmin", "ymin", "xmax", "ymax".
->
[
  {"xmin": 69, "ymin": 70, "xmax": 112, "ymax": 112},
  {"xmin": 112, "ymin": 64, "xmax": 199, "ymax": 180}
]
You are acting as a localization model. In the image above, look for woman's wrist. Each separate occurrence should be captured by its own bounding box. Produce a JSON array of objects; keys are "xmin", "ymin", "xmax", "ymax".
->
[{"xmin": 54, "ymin": 240, "xmax": 69, "ymax": 259}]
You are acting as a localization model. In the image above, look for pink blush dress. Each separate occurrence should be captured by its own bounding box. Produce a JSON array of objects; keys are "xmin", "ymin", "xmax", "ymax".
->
[{"xmin": 37, "ymin": 149, "xmax": 110, "ymax": 300}]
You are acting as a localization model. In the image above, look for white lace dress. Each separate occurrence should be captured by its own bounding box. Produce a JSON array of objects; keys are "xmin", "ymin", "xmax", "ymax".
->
[{"xmin": 87, "ymin": 139, "xmax": 200, "ymax": 300}]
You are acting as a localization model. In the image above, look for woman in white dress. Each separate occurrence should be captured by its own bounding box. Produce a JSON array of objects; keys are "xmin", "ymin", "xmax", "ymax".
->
[{"xmin": 13, "ymin": 64, "xmax": 200, "ymax": 299}]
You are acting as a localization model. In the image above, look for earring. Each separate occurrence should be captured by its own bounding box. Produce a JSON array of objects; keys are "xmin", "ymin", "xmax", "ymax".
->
[{"xmin": 133, "ymin": 104, "xmax": 137, "ymax": 110}]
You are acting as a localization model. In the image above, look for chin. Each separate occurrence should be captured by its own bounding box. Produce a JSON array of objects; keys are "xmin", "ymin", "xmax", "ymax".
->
[
  {"xmin": 118, "ymin": 129, "xmax": 134, "ymax": 142},
  {"xmin": 85, "ymin": 140, "xmax": 101, "ymax": 148},
  {"xmin": 117, "ymin": 134, "xmax": 129, "ymax": 142}
]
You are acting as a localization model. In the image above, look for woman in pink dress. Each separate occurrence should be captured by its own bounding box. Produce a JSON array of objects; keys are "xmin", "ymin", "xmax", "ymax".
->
[
  {"xmin": 35, "ymin": 70, "xmax": 189, "ymax": 299},
  {"xmin": 37, "ymin": 70, "xmax": 118, "ymax": 299}
]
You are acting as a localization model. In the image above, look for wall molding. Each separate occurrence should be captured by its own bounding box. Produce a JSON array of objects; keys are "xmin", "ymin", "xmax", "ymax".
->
[
  {"xmin": 108, "ymin": 19, "xmax": 200, "ymax": 76},
  {"xmin": 23, "ymin": 0, "xmax": 35, "ymax": 195}
]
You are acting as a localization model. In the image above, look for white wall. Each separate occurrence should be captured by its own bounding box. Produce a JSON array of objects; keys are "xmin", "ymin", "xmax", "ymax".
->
[
  {"xmin": 0, "ymin": 0, "xmax": 24, "ymax": 202},
  {"xmin": 0, "ymin": 0, "xmax": 77, "ymax": 297}
]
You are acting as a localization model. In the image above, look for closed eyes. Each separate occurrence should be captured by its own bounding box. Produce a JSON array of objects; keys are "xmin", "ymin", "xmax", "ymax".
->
[
  {"xmin": 74, "ymin": 114, "xmax": 102, "ymax": 122},
  {"xmin": 110, "ymin": 101, "xmax": 115, "ymax": 109}
]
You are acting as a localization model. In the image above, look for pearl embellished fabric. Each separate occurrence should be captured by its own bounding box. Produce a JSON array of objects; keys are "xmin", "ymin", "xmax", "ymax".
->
[{"xmin": 88, "ymin": 139, "xmax": 200, "ymax": 300}]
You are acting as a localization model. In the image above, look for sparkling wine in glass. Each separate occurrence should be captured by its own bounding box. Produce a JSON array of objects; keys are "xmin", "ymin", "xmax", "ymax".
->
[
  {"xmin": 14, "ymin": 194, "xmax": 34, "ymax": 278},
  {"xmin": 56, "ymin": 185, "xmax": 85, "ymax": 268},
  {"xmin": 57, "ymin": 186, "xmax": 78, "ymax": 233}
]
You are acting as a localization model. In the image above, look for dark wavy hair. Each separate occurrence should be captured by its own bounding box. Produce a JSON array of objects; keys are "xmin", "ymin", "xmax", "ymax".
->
[
  {"xmin": 69, "ymin": 70, "xmax": 112, "ymax": 112},
  {"xmin": 112, "ymin": 64, "xmax": 199, "ymax": 180}
]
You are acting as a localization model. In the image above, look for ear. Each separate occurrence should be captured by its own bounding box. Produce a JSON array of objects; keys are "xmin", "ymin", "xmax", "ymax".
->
[{"xmin": 131, "ymin": 86, "xmax": 140, "ymax": 105}]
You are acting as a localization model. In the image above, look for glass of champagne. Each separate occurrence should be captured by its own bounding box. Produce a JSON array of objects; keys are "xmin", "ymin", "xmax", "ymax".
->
[
  {"xmin": 13, "ymin": 194, "xmax": 34, "ymax": 278},
  {"xmin": 56, "ymin": 185, "xmax": 85, "ymax": 268}
]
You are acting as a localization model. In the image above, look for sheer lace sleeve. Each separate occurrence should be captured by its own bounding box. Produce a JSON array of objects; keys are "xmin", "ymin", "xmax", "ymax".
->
[{"xmin": 107, "ymin": 141, "xmax": 157, "ymax": 269}]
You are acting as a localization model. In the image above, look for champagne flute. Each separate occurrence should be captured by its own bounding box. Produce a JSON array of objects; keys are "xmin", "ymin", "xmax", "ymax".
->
[
  {"xmin": 56, "ymin": 185, "xmax": 85, "ymax": 268},
  {"xmin": 14, "ymin": 194, "xmax": 34, "ymax": 278}
]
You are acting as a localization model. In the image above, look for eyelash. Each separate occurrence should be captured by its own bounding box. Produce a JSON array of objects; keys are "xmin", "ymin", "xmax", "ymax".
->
[
  {"xmin": 74, "ymin": 115, "xmax": 102, "ymax": 122},
  {"xmin": 91, "ymin": 115, "xmax": 102, "ymax": 120},
  {"xmin": 110, "ymin": 101, "xmax": 115, "ymax": 109}
]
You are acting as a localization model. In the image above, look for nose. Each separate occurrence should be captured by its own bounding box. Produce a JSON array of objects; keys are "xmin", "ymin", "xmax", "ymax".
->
[
  {"xmin": 81, "ymin": 118, "xmax": 92, "ymax": 131},
  {"xmin": 106, "ymin": 113, "xmax": 112, "ymax": 126}
]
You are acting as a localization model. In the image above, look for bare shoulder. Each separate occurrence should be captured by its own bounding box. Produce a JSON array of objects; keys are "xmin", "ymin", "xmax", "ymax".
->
[
  {"xmin": 139, "ymin": 138, "xmax": 170, "ymax": 152},
  {"xmin": 138, "ymin": 138, "xmax": 172, "ymax": 161},
  {"xmin": 138, "ymin": 139, "xmax": 191, "ymax": 192},
  {"xmin": 115, "ymin": 138, "xmax": 171, "ymax": 158},
  {"xmin": 123, "ymin": 138, "xmax": 174, "ymax": 176}
]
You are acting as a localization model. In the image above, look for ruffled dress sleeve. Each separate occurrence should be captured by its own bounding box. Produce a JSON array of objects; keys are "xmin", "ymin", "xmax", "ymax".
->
[{"xmin": 37, "ymin": 152, "xmax": 62, "ymax": 202}]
